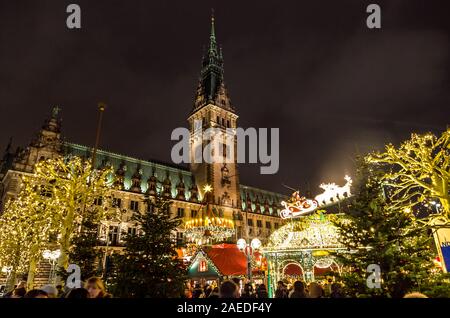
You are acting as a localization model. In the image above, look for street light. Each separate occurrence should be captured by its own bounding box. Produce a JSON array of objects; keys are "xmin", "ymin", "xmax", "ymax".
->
[
  {"xmin": 430, "ymin": 201, "xmax": 442, "ymax": 214},
  {"xmin": 237, "ymin": 238, "xmax": 261, "ymax": 282},
  {"xmin": 42, "ymin": 249, "xmax": 61, "ymax": 284}
]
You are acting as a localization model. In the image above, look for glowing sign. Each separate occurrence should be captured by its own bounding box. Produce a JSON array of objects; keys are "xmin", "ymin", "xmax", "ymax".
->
[
  {"xmin": 280, "ymin": 191, "xmax": 318, "ymax": 219},
  {"xmin": 314, "ymin": 175, "xmax": 352, "ymax": 207}
]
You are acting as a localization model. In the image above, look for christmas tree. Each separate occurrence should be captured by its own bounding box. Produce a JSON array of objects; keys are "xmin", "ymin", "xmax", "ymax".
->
[
  {"xmin": 109, "ymin": 194, "xmax": 186, "ymax": 298},
  {"xmin": 333, "ymin": 158, "xmax": 437, "ymax": 298}
]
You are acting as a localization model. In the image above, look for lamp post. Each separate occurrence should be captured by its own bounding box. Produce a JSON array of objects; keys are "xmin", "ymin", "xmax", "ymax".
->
[
  {"xmin": 42, "ymin": 249, "xmax": 61, "ymax": 284},
  {"xmin": 237, "ymin": 238, "xmax": 261, "ymax": 282}
]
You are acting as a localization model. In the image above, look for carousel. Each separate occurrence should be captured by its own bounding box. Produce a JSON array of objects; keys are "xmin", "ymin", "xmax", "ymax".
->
[{"xmin": 262, "ymin": 177, "xmax": 352, "ymax": 297}]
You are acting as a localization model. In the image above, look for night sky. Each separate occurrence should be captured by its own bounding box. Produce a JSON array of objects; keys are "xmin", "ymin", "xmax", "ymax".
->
[{"xmin": 0, "ymin": 0, "xmax": 448, "ymax": 195}]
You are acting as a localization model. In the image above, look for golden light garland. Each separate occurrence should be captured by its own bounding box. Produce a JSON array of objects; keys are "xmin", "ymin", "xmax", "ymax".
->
[{"xmin": 184, "ymin": 185, "xmax": 235, "ymax": 244}]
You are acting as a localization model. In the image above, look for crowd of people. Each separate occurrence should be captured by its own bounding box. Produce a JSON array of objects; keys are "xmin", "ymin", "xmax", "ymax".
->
[
  {"xmin": 183, "ymin": 278, "xmax": 341, "ymax": 298},
  {"xmin": 185, "ymin": 279, "xmax": 429, "ymax": 298},
  {"xmin": 2, "ymin": 277, "xmax": 111, "ymax": 298},
  {"xmin": 3, "ymin": 277, "xmax": 428, "ymax": 299}
]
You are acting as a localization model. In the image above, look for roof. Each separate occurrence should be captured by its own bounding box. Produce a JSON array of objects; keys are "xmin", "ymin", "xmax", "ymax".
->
[
  {"xmin": 204, "ymin": 243, "xmax": 262, "ymax": 276},
  {"xmin": 63, "ymin": 142, "xmax": 196, "ymax": 199},
  {"xmin": 62, "ymin": 142, "xmax": 285, "ymax": 214},
  {"xmin": 204, "ymin": 243, "xmax": 248, "ymax": 276}
]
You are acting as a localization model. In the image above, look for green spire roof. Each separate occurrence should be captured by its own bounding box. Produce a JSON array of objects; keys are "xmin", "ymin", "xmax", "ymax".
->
[{"xmin": 192, "ymin": 11, "xmax": 235, "ymax": 113}]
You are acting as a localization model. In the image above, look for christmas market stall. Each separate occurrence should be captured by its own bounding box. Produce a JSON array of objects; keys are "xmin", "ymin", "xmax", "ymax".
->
[
  {"xmin": 263, "ymin": 212, "xmax": 347, "ymax": 297},
  {"xmin": 187, "ymin": 243, "xmax": 264, "ymax": 286}
]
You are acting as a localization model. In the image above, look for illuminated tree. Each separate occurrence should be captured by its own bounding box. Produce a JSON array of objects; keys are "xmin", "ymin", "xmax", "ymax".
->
[
  {"xmin": 368, "ymin": 129, "xmax": 450, "ymax": 222},
  {"xmin": 0, "ymin": 178, "xmax": 54, "ymax": 289},
  {"xmin": 0, "ymin": 156, "xmax": 115, "ymax": 289},
  {"xmin": 334, "ymin": 159, "xmax": 437, "ymax": 298},
  {"xmin": 30, "ymin": 156, "xmax": 115, "ymax": 270}
]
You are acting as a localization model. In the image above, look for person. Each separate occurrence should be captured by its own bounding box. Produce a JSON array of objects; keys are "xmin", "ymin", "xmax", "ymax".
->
[
  {"xmin": 24, "ymin": 289, "xmax": 48, "ymax": 298},
  {"xmin": 275, "ymin": 281, "xmax": 288, "ymax": 298},
  {"xmin": 219, "ymin": 280, "xmax": 239, "ymax": 298},
  {"xmin": 183, "ymin": 282, "xmax": 193, "ymax": 298},
  {"xmin": 208, "ymin": 287, "xmax": 220, "ymax": 298},
  {"xmin": 308, "ymin": 282, "xmax": 324, "ymax": 298},
  {"xmin": 240, "ymin": 283, "xmax": 255, "ymax": 298},
  {"xmin": 289, "ymin": 281, "xmax": 308, "ymax": 298},
  {"xmin": 56, "ymin": 284, "xmax": 63, "ymax": 297},
  {"xmin": 256, "ymin": 284, "xmax": 268, "ymax": 298},
  {"xmin": 66, "ymin": 288, "xmax": 90, "ymax": 299},
  {"xmin": 16, "ymin": 281, "xmax": 27, "ymax": 289},
  {"xmin": 231, "ymin": 278, "xmax": 241, "ymax": 297},
  {"xmin": 203, "ymin": 285, "xmax": 212, "ymax": 298},
  {"xmin": 85, "ymin": 277, "xmax": 111, "ymax": 298},
  {"xmin": 192, "ymin": 283, "xmax": 204, "ymax": 298},
  {"xmin": 403, "ymin": 292, "xmax": 428, "ymax": 298},
  {"xmin": 330, "ymin": 283, "xmax": 345, "ymax": 298},
  {"xmin": 10, "ymin": 287, "xmax": 27, "ymax": 298},
  {"xmin": 41, "ymin": 285, "xmax": 58, "ymax": 298}
]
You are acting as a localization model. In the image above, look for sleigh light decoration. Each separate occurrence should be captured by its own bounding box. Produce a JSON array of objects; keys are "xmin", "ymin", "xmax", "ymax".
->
[
  {"xmin": 279, "ymin": 176, "xmax": 353, "ymax": 220},
  {"xmin": 280, "ymin": 192, "xmax": 318, "ymax": 219}
]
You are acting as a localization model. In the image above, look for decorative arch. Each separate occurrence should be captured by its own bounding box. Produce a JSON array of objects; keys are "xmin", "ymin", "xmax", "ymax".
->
[
  {"xmin": 313, "ymin": 259, "xmax": 342, "ymax": 277},
  {"xmin": 280, "ymin": 260, "xmax": 306, "ymax": 281}
]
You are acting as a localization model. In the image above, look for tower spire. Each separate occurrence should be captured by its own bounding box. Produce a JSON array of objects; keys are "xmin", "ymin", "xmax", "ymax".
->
[
  {"xmin": 208, "ymin": 9, "xmax": 217, "ymax": 55},
  {"xmin": 191, "ymin": 12, "xmax": 234, "ymax": 113},
  {"xmin": 210, "ymin": 9, "xmax": 215, "ymax": 38}
]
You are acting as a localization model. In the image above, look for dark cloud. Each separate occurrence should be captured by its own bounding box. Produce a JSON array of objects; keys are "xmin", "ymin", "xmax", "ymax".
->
[{"xmin": 0, "ymin": 0, "xmax": 449, "ymax": 195}]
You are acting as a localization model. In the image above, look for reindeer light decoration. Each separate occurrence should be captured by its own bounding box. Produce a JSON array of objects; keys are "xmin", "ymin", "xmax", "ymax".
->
[
  {"xmin": 278, "ymin": 175, "xmax": 353, "ymax": 220},
  {"xmin": 314, "ymin": 175, "xmax": 353, "ymax": 207}
]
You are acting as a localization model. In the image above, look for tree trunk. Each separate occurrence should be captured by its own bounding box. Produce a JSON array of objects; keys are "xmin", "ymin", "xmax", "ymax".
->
[
  {"xmin": 26, "ymin": 257, "xmax": 38, "ymax": 290},
  {"xmin": 5, "ymin": 271, "xmax": 17, "ymax": 293}
]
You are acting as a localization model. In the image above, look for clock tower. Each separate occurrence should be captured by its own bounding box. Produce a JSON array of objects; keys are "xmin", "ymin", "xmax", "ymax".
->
[{"xmin": 188, "ymin": 14, "xmax": 240, "ymax": 210}]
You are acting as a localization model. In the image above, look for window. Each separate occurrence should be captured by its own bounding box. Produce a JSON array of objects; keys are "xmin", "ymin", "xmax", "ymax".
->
[
  {"xmin": 247, "ymin": 219, "xmax": 254, "ymax": 227},
  {"xmin": 257, "ymin": 220, "xmax": 263, "ymax": 228},
  {"xmin": 191, "ymin": 210, "xmax": 197, "ymax": 218},
  {"xmin": 94, "ymin": 197, "xmax": 103, "ymax": 206},
  {"xmin": 127, "ymin": 227, "xmax": 137, "ymax": 236},
  {"xmin": 176, "ymin": 232, "xmax": 184, "ymax": 246},
  {"xmin": 221, "ymin": 143, "xmax": 230, "ymax": 158},
  {"xmin": 199, "ymin": 259, "xmax": 208, "ymax": 272},
  {"xmin": 177, "ymin": 208, "xmax": 185, "ymax": 218},
  {"xmin": 109, "ymin": 226, "xmax": 119, "ymax": 245},
  {"xmin": 217, "ymin": 116, "xmax": 220, "ymax": 124},
  {"xmin": 112, "ymin": 198, "xmax": 122, "ymax": 208},
  {"xmin": 222, "ymin": 118, "xmax": 225, "ymax": 126},
  {"xmin": 130, "ymin": 200, "xmax": 139, "ymax": 212},
  {"xmin": 266, "ymin": 221, "xmax": 272, "ymax": 229},
  {"xmin": 227, "ymin": 120, "xmax": 230, "ymax": 128},
  {"xmin": 274, "ymin": 223, "xmax": 279, "ymax": 229},
  {"xmin": 147, "ymin": 203, "xmax": 154, "ymax": 213}
]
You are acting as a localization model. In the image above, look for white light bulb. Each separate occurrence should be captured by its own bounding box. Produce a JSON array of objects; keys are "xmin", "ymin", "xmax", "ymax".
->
[
  {"xmin": 251, "ymin": 238, "xmax": 261, "ymax": 250},
  {"xmin": 237, "ymin": 238, "xmax": 246, "ymax": 250}
]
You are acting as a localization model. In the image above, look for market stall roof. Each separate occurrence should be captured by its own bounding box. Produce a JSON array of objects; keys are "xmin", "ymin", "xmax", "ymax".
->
[
  {"xmin": 188, "ymin": 243, "xmax": 262, "ymax": 278},
  {"xmin": 206, "ymin": 243, "xmax": 247, "ymax": 276}
]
